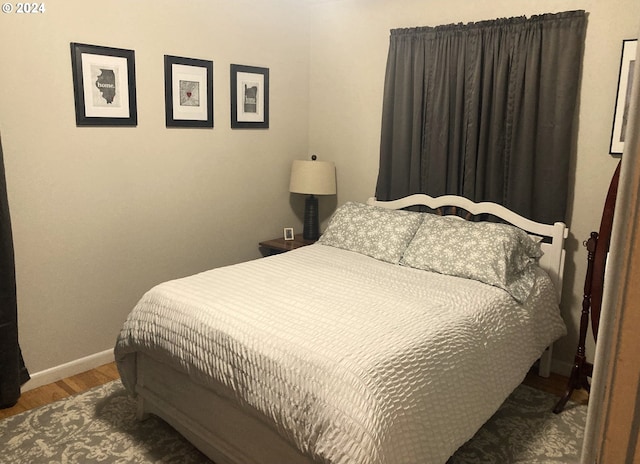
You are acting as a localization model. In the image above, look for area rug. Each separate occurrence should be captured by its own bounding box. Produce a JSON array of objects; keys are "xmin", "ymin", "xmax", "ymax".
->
[
  {"xmin": 448, "ymin": 384, "xmax": 586, "ymax": 464},
  {"xmin": 0, "ymin": 381, "xmax": 586, "ymax": 463}
]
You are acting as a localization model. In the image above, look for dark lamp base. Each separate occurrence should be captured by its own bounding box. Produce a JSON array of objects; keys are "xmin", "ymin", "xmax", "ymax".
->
[{"xmin": 303, "ymin": 195, "xmax": 319, "ymax": 241}]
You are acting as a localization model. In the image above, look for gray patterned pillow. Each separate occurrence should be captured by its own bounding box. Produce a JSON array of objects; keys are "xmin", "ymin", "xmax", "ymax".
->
[
  {"xmin": 318, "ymin": 202, "xmax": 424, "ymax": 264},
  {"xmin": 400, "ymin": 215, "xmax": 543, "ymax": 302}
]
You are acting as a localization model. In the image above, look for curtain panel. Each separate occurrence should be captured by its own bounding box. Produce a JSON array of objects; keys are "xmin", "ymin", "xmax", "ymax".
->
[
  {"xmin": 376, "ymin": 11, "xmax": 587, "ymax": 224},
  {"xmin": 0, "ymin": 135, "xmax": 29, "ymax": 409}
]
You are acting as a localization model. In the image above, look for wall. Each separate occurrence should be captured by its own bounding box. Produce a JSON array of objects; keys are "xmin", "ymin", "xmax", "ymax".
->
[
  {"xmin": 0, "ymin": 0, "xmax": 311, "ymax": 377},
  {"xmin": 2, "ymin": 0, "xmax": 638, "ymax": 383},
  {"xmin": 307, "ymin": 0, "xmax": 640, "ymax": 371}
]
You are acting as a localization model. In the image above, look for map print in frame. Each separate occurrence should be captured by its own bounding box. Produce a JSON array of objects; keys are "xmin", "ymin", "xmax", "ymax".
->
[
  {"xmin": 164, "ymin": 55, "xmax": 213, "ymax": 128},
  {"xmin": 70, "ymin": 43, "xmax": 137, "ymax": 126},
  {"xmin": 179, "ymin": 80, "xmax": 200, "ymax": 107},
  {"xmin": 230, "ymin": 64, "xmax": 269, "ymax": 129}
]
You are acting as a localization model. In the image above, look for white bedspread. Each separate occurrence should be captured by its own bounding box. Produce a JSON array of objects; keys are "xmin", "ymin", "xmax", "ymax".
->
[{"xmin": 115, "ymin": 244, "xmax": 566, "ymax": 464}]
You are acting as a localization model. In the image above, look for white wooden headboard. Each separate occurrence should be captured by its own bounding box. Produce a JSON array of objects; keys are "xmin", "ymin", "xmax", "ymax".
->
[{"xmin": 367, "ymin": 194, "xmax": 569, "ymax": 301}]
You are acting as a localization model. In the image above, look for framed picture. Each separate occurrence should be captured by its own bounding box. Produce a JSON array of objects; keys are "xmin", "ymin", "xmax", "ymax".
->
[
  {"xmin": 164, "ymin": 55, "xmax": 213, "ymax": 128},
  {"xmin": 283, "ymin": 227, "xmax": 294, "ymax": 240},
  {"xmin": 610, "ymin": 39, "xmax": 637, "ymax": 155},
  {"xmin": 70, "ymin": 43, "xmax": 137, "ymax": 126},
  {"xmin": 230, "ymin": 64, "xmax": 269, "ymax": 129}
]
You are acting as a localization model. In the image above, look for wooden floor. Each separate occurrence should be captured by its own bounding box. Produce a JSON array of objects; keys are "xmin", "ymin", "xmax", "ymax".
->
[
  {"xmin": 523, "ymin": 369, "xmax": 589, "ymax": 406},
  {"xmin": 0, "ymin": 362, "xmax": 120, "ymax": 420},
  {"xmin": 0, "ymin": 362, "xmax": 588, "ymax": 420}
]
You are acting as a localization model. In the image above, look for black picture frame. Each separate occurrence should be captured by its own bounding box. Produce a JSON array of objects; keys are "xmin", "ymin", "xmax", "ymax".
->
[
  {"xmin": 70, "ymin": 42, "xmax": 137, "ymax": 126},
  {"xmin": 164, "ymin": 55, "xmax": 214, "ymax": 128},
  {"xmin": 230, "ymin": 64, "xmax": 269, "ymax": 129},
  {"xmin": 610, "ymin": 39, "xmax": 637, "ymax": 155}
]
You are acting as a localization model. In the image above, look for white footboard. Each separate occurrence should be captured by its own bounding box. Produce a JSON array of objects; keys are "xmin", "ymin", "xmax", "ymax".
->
[{"xmin": 135, "ymin": 353, "xmax": 316, "ymax": 464}]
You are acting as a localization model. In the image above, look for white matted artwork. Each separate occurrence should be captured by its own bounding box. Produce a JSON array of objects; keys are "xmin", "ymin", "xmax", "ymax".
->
[
  {"xmin": 610, "ymin": 39, "xmax": 637, "ymax": 155},
  {"xmin": 82, "ymin": 54, "xmax": 130, "ymax": 117},
  {"xmin": 164, "ymin": 55, "xmax": 213, "ymax": 128},
  {"xmin": 231, "ymin": 64, "xmax": 269, "ymax": 129},
  {"xmin": 70, "ymin": 42, "xmax": 137, "ymax": 126},
  {"xmin": 172, "ymin": 64, "xmax": 206, "ymax": 121}
]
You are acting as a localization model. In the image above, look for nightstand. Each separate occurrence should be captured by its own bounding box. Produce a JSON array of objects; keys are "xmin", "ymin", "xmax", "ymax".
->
[{"xmin": 259, "ymin": 234, "xmax": 317, "ymax": 256}]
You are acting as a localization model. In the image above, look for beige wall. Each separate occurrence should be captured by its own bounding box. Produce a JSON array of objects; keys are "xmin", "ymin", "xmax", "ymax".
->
[
  {"xmin": 0, "ymin": 0, "xmax": 311, "ymax": 373},
  {"xmin": 2, "ymin": 0, "xmax": 638, "ymax": 379},
  {"xmin": 307, "ymin": 0, "xmax": 640, "ymax": 370}
]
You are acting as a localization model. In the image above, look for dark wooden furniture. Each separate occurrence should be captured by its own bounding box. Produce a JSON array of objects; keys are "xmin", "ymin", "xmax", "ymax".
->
[
  {"xmin": 259, "ymin": 234, "xmax": 316, "ymax": 256},
  {"xmin": 553, "ymin": 161, "xmax": 621, "ymax": 413}
]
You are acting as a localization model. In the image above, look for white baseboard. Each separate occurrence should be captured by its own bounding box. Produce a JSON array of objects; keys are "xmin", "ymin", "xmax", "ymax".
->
[
  {"xmin": 19, "ymin": 349, "xmax": 573, "ymax": 393},
  {"xmin": 21, "ymin": 349, "xmax": 115, "ymax": 393}
]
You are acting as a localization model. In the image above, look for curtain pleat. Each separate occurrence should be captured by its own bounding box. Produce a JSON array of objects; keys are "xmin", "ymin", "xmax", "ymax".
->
[
  {"xmin": 378, "ymin": 33, "xmax": 426, "ymax": 199},
  {"xmin": 376, "ymin": 11, "xmax": 587, "ymax": 224},
  {"xmin": 0, "ymin": 134, "xmax": 29, "ymax": 409}
]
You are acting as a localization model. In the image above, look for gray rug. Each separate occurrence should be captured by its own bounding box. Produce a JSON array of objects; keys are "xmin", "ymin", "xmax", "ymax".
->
[
  {"xmin": 448, "ymin": 385, "xmax": 585, "ymax": 464},
  {"xmin": 0, "ymin": 381, "xmax": 586, "ymax": 463}
]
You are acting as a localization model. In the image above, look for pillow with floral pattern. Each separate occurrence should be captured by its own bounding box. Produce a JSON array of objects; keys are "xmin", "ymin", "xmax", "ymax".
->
[
  {"xmin": 318, "ymin": 202, "xmax": 424, "ymax": 264},
  {"xmin": 400, "ymin": 215, "xmax": 543, "ymax": 303}
]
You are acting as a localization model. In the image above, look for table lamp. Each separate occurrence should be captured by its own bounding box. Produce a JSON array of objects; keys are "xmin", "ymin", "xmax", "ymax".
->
[{"xmin": 289, "ymin": 155, "xmax": 336, "ymax": 240}]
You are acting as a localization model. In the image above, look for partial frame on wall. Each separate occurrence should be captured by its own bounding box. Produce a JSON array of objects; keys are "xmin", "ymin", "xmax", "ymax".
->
[
  {"xmin": 70, "ymin": 43, "xmax": 137, "ymax": 126},
  {"xmin": 610, "ymin": 39, "xmax": 637, "ymax": 155},
  {"xmin": 164, "ymin": 55, "xmax": 214, "ymax": 128},
  {"xmin": 230, "ymin": 64, "xmax": 269, "ymax": 129}
]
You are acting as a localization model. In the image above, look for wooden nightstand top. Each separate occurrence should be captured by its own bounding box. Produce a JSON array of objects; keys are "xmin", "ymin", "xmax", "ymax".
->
[{"xmin": 259, "ymin": 234, "xmax": 317, "ymax": 255}]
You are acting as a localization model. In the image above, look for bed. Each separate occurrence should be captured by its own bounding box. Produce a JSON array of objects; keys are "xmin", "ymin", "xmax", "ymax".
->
[{"xmin": 114, "ymin": 194, "xmax": 568, "ymax": 464}]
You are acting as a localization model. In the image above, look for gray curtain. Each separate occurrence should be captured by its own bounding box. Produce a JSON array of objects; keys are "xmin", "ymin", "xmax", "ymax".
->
[
  {"xmin": 376, "ymin": 11, "xmax": 587, "ymax": 224},
  {"xmin": 0, "ymin": 134, "xmax": 29, "ymax": 408}
]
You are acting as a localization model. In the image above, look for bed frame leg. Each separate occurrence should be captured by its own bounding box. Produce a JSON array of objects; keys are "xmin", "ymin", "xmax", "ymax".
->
[
  {"xmin": 136, "ymin": 396, "xmax": 150, "ymax": 420},
  {"xmin": 538, "ymin": 345, "xmax": 552, "ymax": 377}
]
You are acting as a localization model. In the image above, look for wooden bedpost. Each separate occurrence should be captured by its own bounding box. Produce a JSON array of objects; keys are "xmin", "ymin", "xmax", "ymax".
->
[{"xmin": 552, "ymin": 232, "xmax": 597, "ymax": 413}]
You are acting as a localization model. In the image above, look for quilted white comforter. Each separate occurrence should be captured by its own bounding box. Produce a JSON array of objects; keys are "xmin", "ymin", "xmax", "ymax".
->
[{"xmin": 115, "ymin": 244, "xmax": 566, "ymax": 464}]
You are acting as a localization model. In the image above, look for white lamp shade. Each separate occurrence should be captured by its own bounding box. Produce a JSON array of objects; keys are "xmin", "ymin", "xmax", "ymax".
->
[{"xmin": 289, "ymin": 159, "xmax": 336, "ymax": 195}]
